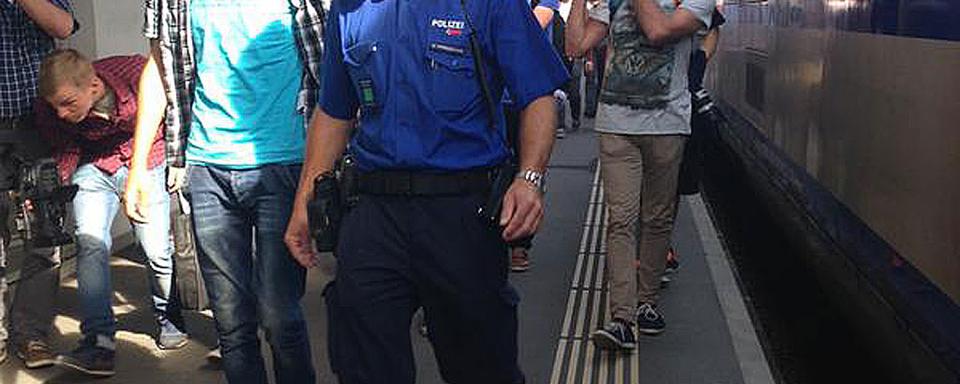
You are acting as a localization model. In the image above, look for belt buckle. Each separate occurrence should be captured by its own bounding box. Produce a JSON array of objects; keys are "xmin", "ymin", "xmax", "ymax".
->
[{"xmin": 384, "ymin": 172, "xmax": 413, "ymax": 195}]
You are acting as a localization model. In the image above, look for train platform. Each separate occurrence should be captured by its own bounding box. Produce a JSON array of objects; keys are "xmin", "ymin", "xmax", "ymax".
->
[{"xmin": 0, "ymin": 123, "xmax": 774, "ymax": 384}]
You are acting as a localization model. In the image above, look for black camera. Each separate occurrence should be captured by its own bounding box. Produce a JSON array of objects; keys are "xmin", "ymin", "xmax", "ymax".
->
[{"xmin": 14, "ymin": 159, "xmax": 78, "ymax": 247}]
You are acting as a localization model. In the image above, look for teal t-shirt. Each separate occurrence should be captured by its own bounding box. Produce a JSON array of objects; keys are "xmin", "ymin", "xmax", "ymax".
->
[{"xmin": 187, "ymin": 0, "xmax": 305, "ymax": 168}]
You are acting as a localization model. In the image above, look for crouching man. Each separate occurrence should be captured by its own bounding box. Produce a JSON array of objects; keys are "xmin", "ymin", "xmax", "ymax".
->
[{"xmin": 34, "ymin": 49, "xmax": 186, "ymax": 377}]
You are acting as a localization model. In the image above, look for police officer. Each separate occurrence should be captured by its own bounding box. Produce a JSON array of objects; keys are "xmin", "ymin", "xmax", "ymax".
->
[{"xmin": 284, "ymin": 0, "xmax": 569, "ymax": 382}]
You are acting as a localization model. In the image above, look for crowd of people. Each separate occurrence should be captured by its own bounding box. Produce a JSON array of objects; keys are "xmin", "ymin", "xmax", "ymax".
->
[{"xmin": 0, "ymin": 0, "xmax": 722, "ymax": 382}]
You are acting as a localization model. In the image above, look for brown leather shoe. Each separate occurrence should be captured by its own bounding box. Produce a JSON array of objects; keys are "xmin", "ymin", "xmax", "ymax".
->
[{"xmin": 18, "ymin": 340, "xmax": 56, "ymax": 369}]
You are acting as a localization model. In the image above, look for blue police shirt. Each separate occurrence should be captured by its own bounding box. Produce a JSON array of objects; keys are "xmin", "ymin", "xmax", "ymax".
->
[{"xmin": 321, "ymin": 0, "xmax": 570, "ymax": 171}]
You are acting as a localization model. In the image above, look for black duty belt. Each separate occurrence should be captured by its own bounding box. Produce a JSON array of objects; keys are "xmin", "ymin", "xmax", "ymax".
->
[{"xmin": 358, "ymin": 170, "xmax": 492, "ymax": 196}]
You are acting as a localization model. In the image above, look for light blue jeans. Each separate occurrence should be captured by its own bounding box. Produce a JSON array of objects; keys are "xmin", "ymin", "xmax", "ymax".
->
[{"xmin": 72, "ymin": 164, "xmax": 180, "ymax": 346}]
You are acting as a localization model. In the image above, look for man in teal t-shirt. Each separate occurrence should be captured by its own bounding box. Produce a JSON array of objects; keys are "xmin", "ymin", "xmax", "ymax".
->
[
  {"xmin": 183, "ymin": 1, "xmax": 313, "ymax": 383},
  {"xmin": 130, "ymin": 0, "xmax": 325, "ymax": 382}
]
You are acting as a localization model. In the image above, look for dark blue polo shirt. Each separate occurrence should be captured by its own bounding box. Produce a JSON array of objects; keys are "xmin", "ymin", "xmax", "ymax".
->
[{"xmin": 320, "ymin": 0, "xmax": 569, "ymax": 171}]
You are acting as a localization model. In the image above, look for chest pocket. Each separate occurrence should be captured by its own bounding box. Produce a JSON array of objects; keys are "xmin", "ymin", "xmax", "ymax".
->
[{"xmin": 425, "ymin": 39, "xmax": 480, "ymax": 116}]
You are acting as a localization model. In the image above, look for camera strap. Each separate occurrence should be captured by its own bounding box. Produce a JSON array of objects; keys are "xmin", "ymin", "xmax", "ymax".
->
[{"xmin": 458, "ymin": 0, "xmax": 498, "ymax": 134}]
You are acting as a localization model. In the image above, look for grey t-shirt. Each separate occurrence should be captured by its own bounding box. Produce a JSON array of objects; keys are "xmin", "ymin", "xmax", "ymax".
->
[{"xmin": 589, "ymin": 0, "xmax": 714, "ymax": 135}]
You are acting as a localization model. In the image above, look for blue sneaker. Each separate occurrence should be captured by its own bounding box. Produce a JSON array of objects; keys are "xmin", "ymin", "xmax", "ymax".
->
[
  {"xmin": 157, "ymin": 320, "xmax": 188, "ymax": 350},
  {"xmin": 56, "ymin": 344, "xmax": 115, "ymax": 377},
  {"xmin": 635, "ymin": 303, "xmax": 666, "ymax": 335},
  {"xmin": 591, "ymin": 320, "xmax": 636, "ymax": 351}
]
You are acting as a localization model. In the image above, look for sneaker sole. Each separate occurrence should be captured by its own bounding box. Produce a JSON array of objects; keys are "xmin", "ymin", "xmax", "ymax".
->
[
  {"xmin": 636, "ymin": 326, "xmax": 665, "ymax": 336},
  {"xmin": 591, "ymin": 329, "xmax": 636, "ymax": 351},
  {"xmin": 17, "ymin": 352, "xmax": 55, "ymax": 369},
  {"xmin": 157, "ymin": 338, "xmax": 189, "ymax": 351},
  {"xmin": 55, "ymin": 358, "xmax": 115, "ymax": 377}
]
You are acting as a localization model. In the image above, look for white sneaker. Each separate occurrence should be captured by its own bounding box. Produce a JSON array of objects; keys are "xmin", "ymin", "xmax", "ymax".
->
[{"xmin": 206, "ymin": 346, "xmax": 222, "ymax": 363}]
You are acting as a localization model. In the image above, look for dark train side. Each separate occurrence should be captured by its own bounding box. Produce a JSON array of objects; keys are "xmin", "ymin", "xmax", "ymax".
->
[{"xmin": 705, "ymin": 0, "xmax": 960, "ymax": 382}]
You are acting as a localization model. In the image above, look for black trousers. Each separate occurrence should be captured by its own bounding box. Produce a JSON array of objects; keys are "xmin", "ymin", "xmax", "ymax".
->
[{"xmin": 326, "ymin": 193, "xmax": 524, "ymax": 384}]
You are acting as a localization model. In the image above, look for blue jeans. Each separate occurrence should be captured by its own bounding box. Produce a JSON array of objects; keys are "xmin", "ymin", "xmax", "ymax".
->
[
  {"xmin": 187, "ymin": 164, "xmax": 315, "ymax": 384},
  {"xmin": 72, "ymin": 164, "xmax": 179, "ymax": 346}
]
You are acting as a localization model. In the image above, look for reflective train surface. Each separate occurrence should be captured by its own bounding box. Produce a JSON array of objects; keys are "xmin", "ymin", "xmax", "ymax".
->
[{"xmin": 705, "ymin": 0, "xmax": 959, "ymax": 382}]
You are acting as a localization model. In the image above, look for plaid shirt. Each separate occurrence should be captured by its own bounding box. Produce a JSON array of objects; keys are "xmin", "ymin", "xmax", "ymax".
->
[
  {"xmin": 144, "ymin": 0, "xmax": 325, "ymax": 167},
  {"xmin": 0, "ymin": 0, "xmax": 72, "ymax": 118},
  {"xmin": 35, "ymin": 55, "xmax": 166, "ymax": 182}
]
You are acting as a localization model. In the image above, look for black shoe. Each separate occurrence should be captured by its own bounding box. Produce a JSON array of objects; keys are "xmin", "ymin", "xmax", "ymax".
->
[
  {"xmin": 56, "ymin": 345, "xmax": 115, "ymax": 377},
  {"xmin": 591, "ymin": 320, "xmax": 636, "ymax": 351},
  {"xmin": 635, "ymin": 303, "xmax": 666, "ymax": 335}
]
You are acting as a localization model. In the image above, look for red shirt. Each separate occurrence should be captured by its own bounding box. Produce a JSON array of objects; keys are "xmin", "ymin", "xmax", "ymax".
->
[{"xmin": 34, "ymin": 55, "xmax": 166, "ymax": 182}]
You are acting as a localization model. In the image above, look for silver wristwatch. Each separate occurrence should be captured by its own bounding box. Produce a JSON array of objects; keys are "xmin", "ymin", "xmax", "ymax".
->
[{"xmin": 516, "ymin": 169, "xmax": 546, "ymax": 193}]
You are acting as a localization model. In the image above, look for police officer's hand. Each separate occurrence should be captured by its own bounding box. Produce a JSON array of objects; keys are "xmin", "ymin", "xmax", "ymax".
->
[
  {"xmin": 499, "ymin": 179, "xmax": 544, "ymax": 242},
  {"xmin": 285, "ymin": 200, "xmax": 320, "ymax": 268},
  {"xmin": 124, "ymin": 167, "xmax": 152, "ymax": 224}
]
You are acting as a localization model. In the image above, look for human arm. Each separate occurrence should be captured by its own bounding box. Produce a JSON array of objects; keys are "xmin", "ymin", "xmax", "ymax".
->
[
  {"xmin": 630, "ymin": 0, "xmax": 711, "ymax": 46},
  {"xmin": 565, "ymin": 0, "xmax": 608, "ymax": 58},
  {"xmin": 124, "ymin": 42, "xmax": 168, "ymax": 223},
  {"xmin": 285, "ymin": 4, "xmax": 359, "ymax": 268},
  {"xmin": 499, "ymin": 95, "xmax": 555, "ymax": 241},
  {"xmin": 584, "ymin": 50, "xmax": 594, "ymax": 74},
  {"xmin": 533, "ymin": 6, "xmax": 556, "ymax": 29},
  {"xmin": 285, "ymin": 109, "xmax": 355, "ymax": 268},
  {"xmin": 532, "ymin": 0, "xmax": 561, "ymax": 29},
  {"xmin": 15, "ymin": 0, "xmax": 75, "ymax": 39},
  {"xmin": 701, "ymin": 21, "xmax": 720, "ymax": 60}
]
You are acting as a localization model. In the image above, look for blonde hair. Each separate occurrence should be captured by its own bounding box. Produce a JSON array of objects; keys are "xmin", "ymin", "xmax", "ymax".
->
[{"xmin": 38, "ymin": 49, "xmax": 95, "ymax": 99}]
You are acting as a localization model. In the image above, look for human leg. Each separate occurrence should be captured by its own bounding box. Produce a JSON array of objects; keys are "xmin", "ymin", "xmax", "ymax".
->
[
  {"xmin": 410, "ymin": 194, "xmax": 522, "ymax": 384},
  {"xmin": 331, "ymin": 195, "xmax": 419, "ymax": 384},
  {"xmin": 9, "ymin": 245, "xmax": 60, "ymax": 368},
  {"xmin": 188, "ymin": 165, "xmax": 264, "ymax": 384},
  {"xmin": 125, "ymin": 166, "xmax": 185, "ymax": 349},
  {"xmin": 57, "ymin": 164, "xmax": 121, "ymax": 376},
  {"xmin": 249, "ymin": 165, "xmax": 315, "ymax": 384},
  {"xmin": 598, "ymin": 133, "xmax": 644, "ymax": 323},
  {"xmin": 71, "ymin": 164, "xmax": 121, "ymax": 347},
  {"xmin": 635, "ymin": 135, "xmax": 685, "ymax": 305}
]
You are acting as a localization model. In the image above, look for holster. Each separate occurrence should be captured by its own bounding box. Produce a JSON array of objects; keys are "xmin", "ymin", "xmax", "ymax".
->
[{"xmin": 307, "ymin": 156, "xmax": 359, "ymax": 253}]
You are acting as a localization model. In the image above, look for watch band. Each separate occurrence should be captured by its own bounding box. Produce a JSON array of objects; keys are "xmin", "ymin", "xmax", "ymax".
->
[{"xmin": 516, "ymin": 169, "xmax": 545, "ymax": 192}]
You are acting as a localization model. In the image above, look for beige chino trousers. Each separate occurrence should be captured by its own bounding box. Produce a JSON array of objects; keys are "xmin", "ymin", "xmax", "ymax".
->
[{"xmin": 599, "ymin": 133, "xmax": 686, "ymax": 323}]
